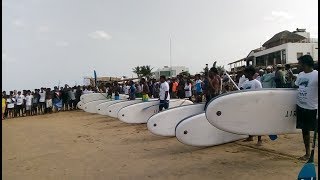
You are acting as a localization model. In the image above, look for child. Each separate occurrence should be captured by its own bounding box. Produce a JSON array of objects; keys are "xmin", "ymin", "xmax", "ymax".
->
[{"xmin": 240, "ymin": 66, "xmax": 263, "ymax": 146}]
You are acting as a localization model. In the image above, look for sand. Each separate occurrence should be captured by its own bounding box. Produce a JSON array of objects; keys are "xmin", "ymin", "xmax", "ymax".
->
[{"xmin": 2, "ymin": 110, "xmax": 318, "ymax": 180}]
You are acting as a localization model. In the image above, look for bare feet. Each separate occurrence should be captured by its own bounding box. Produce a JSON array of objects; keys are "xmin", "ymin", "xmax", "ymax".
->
[
  {"xmin": 298, "ymin": 154, "xmax": 310, "ymax": 161},
  {"xmin": 257, "ymin": 141, "xmax": 262, "ymax": 146},
  {"xmin": 243, "ymin": 136, "xmax": 254, "ymax": 142}
]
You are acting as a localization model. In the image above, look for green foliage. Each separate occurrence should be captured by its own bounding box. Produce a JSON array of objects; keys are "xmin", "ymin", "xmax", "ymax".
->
[{"xmin": 132, "ymin": 65, "xmax": 154, "ymax": 79}]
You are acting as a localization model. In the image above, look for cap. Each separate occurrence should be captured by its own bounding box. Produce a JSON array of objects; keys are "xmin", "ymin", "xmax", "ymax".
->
[
  {"xmin": 259, "ymin": 69, "xmax": 264, "ymax": 72},
  {"xmin": 266, "ymin": 66, "xmax": 272, "ymax": 69},
  {"xmin": 276, "ymin": 64, "xmax": 283, "ymax": 68}
]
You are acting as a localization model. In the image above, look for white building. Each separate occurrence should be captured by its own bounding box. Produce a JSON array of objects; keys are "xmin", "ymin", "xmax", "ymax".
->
[
  {"xmin": 247, "ymin": 28, "xmax": 318, "ymax": 68},
  {"xmin": 153, "ymin": 66, "xmax": 189, "ymax": 79}
]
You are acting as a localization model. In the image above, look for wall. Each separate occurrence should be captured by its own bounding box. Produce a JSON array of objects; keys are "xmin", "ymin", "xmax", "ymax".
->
[{"xmin": 286, "ymin": 43, "xmax": 318, "ymax": 63}]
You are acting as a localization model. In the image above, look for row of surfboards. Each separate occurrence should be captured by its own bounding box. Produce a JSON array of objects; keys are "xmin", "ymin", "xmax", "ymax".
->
[{"xmin": 77, "ymin": 89, "xmax": 301, "ymax": 147}]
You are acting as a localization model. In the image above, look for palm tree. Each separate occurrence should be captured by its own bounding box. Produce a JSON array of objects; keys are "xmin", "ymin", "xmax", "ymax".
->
[{"xmin": 132, "ymin": 65, "xmax": 153, "ymax": 79}]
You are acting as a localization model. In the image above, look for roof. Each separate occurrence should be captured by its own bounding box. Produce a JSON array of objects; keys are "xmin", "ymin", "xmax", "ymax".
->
[
  {"xmin": 262, "ymin": 30, "xmax": 306, "ymax": 47},
  {"xmin": 86, "ymin": 77, "xmax": 121, "ymax": 82},
  {"xmin": 228, "ymin": 58, "xmax": 246, "ymax": 65}
]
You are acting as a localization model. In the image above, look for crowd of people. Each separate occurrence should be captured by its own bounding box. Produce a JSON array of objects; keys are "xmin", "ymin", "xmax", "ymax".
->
[{"xmin": 2, "ymin": 55, "xmax": 317, "ymax": 161}]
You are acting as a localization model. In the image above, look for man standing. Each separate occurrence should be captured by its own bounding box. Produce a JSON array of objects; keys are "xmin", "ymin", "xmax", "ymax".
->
[
  {"xmin": 205, "ymin": 67, "xmax": 221, "ymax": 109},
  {"xmin": 285, "ymin": 64, "xmax": 295, "ymax": 88},
  {"xmin": 274, "ymin": 64, "xmax": 286, "ymax": 88},
  {"xmin": 16, "ymin": 91, "xmax": 25, "ymax": 117},
  {"xmin": 39, "ymin": 88, "xmax": 46, "ymax": 114},
  {"xmin": 294, "ymin": 55, "xmax": 318, "ymax": 160},
  {"xmin": 195, "ymin": 74, "xmax": 203, "ymax": 102},
  {"xmin": 141, "ymin": 78, "xmax": 150, "ymax": 102},
  {"xmin": 240, "ymin": 66, "xmax": 263, "ymax": 146},
  {"xmin": 159, "ymin": 75, "xmax": 170, "ymax": 111},
  {"xmin": 260, "ymin": 66, "xmax": 276, "ymax": 88}
]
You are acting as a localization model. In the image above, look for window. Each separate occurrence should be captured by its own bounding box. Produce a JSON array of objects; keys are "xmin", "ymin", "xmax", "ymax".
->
[{"xmin": 297, "ymin": 52, "xmax": 303, "ymax": 59}]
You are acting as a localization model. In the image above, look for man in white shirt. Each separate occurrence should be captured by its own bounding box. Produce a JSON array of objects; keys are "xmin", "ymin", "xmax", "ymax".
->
[
  {"xmin": 25, "ymin": 91, "xmax": 33, "ymax": 116},
  {"xmin": 159, "ymin": 75, "xmax": 170, "ymax": 111},
  {"xmin": 39, "ymin": 88, "xmax": 46, "ymax": 114},
  {"xmin": 294, "ymin": 55, "xmax": 318, "ymax": 161},
  {"xmin": 16, "ymin": 91, "xmax": 25, "ymax": 117},
  {"xmin": 241, "ymin": 66, "xmax": 263, "ymax": 146}
]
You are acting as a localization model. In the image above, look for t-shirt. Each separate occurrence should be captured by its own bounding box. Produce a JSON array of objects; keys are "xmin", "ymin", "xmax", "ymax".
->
[
  {"xmin": 7, "ymin": 98, "xmax": 15, "ymax": 108},
  {"xmin": 68, "ymin": 90, "xmax": 76, "ymax": 100},
  {"xmin": 2, "ymin": 98, "xmax": 6, "ymax": 108},
  {"xmin": 159, "ymin": 81, "xmax": 170, "ymax": 100},
  {"xmin": 185, "ymin": 83, "xmax": 192, "ymax": 97},
  {"xmin": 241, "ymin": 79, "xmax": 262, "ymax": 90},
  {"xmin": 172, "ymin": 82, "xmax": 178, "ymax": 92},
  {"xmin": 238, "ymin": 75, "xmax": 248, "ymax": 88},
  {"xmin": 295, "ymin": 70, "xmax": 318, "ymax": 110},
  {"xmin": 195, "ymin": 80, "xmax": 203, "ymax": 93},
  {"xmin": 16, "ymin": 94, "xmax": 25, "ymax": 105},
  {"xmin": 25, "ymin": 95, "xmax": 33, "ymax": 106},
  {"xmin": 261, "ymin": 73, "xmax": 276, "ymax": 88},
  {"xmin": 39, "ymin": 91, "xmax": 46, "ymax": 102},
  {"xmin": 124, "ymin": 86, "xmax": 130, "ymax": 95}
]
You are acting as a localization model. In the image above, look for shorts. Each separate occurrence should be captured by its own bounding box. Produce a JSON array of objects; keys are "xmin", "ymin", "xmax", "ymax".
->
[
  {"xmin": 46, "ymin": 99, "xmax": 53, "ymax": 108},
  {"xmin": 159, "ymin": 100, "xmax": 169, "ymax": 111},
  {"xmin": 26, "ymin": 105, "xmax": 32, "ymax": 111},
  {"xmin": 296, "ymin": 105, "xmax": 318, "ymax": 131}
]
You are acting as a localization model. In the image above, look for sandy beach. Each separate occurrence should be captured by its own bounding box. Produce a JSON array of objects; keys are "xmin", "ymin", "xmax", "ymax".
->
[{"xmin": 2, "ymin": 110, "xmax": 318, "ymax": 180}]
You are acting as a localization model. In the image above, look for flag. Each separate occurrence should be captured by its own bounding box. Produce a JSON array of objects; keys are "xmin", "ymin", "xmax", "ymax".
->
[{"xmin": 94, "ymin": 70, "xmax": 97, "ymax": 87}]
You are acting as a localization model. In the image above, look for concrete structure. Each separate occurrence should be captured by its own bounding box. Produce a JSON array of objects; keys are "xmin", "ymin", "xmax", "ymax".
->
[
  {"xmin": 153, "ymin": 66, "xmax": 189, "ymax": 79},
  {"xmin": 228, "ymin": 28, "xmax": 318, "ymax": 71}
]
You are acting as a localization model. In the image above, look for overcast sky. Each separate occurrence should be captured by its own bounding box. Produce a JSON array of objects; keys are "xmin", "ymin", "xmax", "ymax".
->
[{"xmin": 2, "ymin": 0, "xmax": 318, "ymax": 91}]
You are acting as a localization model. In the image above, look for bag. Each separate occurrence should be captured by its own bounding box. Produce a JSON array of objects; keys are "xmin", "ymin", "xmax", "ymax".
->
[{"xmin": 142, "ymin": 94, "xmax": 149, "ymax": 102}]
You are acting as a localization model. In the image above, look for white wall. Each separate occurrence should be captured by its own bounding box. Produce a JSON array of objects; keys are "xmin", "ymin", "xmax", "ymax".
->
[{"xmin": 286, "ymin": 43, "xmax": 318, "ymax": 63}]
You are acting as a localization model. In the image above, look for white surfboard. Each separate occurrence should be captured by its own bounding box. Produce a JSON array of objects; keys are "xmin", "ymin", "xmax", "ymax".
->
[
  {"xmin": 106, "ymin": 98, "xmax": 155, "ymax": 118},
  {"xmin": 175, "ymin": 113, "xmax": 248, "ymax": 147},
  {"xmin": 77, "ymin": 101, "xmax": 84, "ymax": 110},
  {"xmin": 83, "ymin": 100, "xmax": 112, "ymax": 113},
  {"xmin": 96, "ymin": 100, "xmax": 126, "ymax": 115},
  {"xmin": 205, "ymin": 89, "xmax": 301, "ymax": 135},
  {"xmin": 117, "ymin": 99, "xmax": 194, "ymax": 124},
  {"xmin": 147, "ymin": 103, "xmax": 206, "ymax": 137},
  {"xmin": 80, "ymin": 93, "xmax": 128, "ymax": 104}
]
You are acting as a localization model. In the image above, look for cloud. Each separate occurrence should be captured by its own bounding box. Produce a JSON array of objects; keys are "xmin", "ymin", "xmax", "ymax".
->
[
  {"xmin": 88, "ymin": 30, "xmax": 112, "ymax": 40},
  {"xmin": 264, "ymin": 11, "xmax": 294, "ymax": 22},
  {"xmin": 55, "ymin": 41, "xmax": 69, "ymax": 47},
  {"xmin": 37, "ymin": 25, "xmax": 50, "ymax": 32},
  {"xmin": 12, "ymin": 19, "xmax": 24, "ymax": 27}
]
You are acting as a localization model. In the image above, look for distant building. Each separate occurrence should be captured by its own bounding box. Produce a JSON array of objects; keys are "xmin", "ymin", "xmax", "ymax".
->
[
  {"xmin": 228, "ymin": 28, "xmax": 318, "ymax": 71},
  {"xmin": 153, "ymin": 66, "xmax": 189, "ymax": 79},
  {"xmin": 83, "ymin": 76, "xmax": 121, "ymax": 87}
]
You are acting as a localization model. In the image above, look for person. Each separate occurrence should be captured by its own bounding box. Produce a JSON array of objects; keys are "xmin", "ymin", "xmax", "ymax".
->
[
  {"xmin": 184, "ymin": 78, "xmax": 192, "ymax": 101},
  {"xmin": 260, "ymin": 66, "xmax": 276, "ymax": 88},
  {"xmin": 294, "ymin": 55, "xmax": 318, "ymax": 160},
  {"xmin": 195, "ymin": 74, "xmax": 203, "ymax": 102},
  {"xmin": 159, "ymin": 75, "xmax": 170, "ymax": 111},
  {"xmin": 141, "ymin": 78, "xmax": 150, "ymax": 102},
  {"xmin": 274, "ymin": 64, "xmax": 286, "ymax": 88},
  {"xmin": 31, "ymin": 91, "xmax": 39, "ymax": 115},
  {"xmin": 128, "ymin": 81, "xmax": 136, "ymax": 100},
  {"xmin": 177, "ymin": 75, "xmax": 185, "ymax": 99},
  {"xmin": 25, "ymin": 91, "xmax": 33, "ymax": 116},
  {"xmin": 45, "ymin": 88, "xmax": 53, "ymax": 114},
  {"xmin": 16, "ymin": 91, "xmax": 25, "ymax": 117},
  {"xmin": 2, "ymin": 94, "xmax": 6, "ymax": 120},
  {"xmin": 240, "ymin": 66, "xmax": 263, "ymax": 146},
  {"xmin": 205, "ymin": 67, "xmax": 221, "ymax": 109},
  {"xmin": 171, "ymin": 78, "xmax": 178, "ymax": 99},
  {"xmin": 152, "ymin": 80, "xmax": 160, "ymax": 98},
  {"xmin": 6, "ymin": 92, "xmax": 15, "ymax": 118},
  {"xmin": 113, "ymin": 81, "xmax": 121, "ymax": 100},
  {"xmin": 61, "ymin": 86, "xmax": 69, "ymax": 111},
  {"xmin": 53, "ymin": 87, "xmax": 62, "ymax": 112},
  {"xmin": 39, "ymin": 88, "xmax": 46, "ymax": 114},
  {"xmin": 254, "ymin": 69, "xmax": 264, "ymax": 82},
  {"xmin": 237, "ymin": 66, "xmax": 248, "ymax": 88},
  {"xmin": 285, "ymin": 64, "xmax": 295, "ymax": 88},
  {"xmin": 68, "ymin": 87, "xmax": 77, "ymax": 110},
  {"xmin": 75, "ymin": 86, "xmax": 82, "ymax": 109},
  {"xmin": 107, "ymin": 85, "xmax": 113, "ymax": 99}
]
